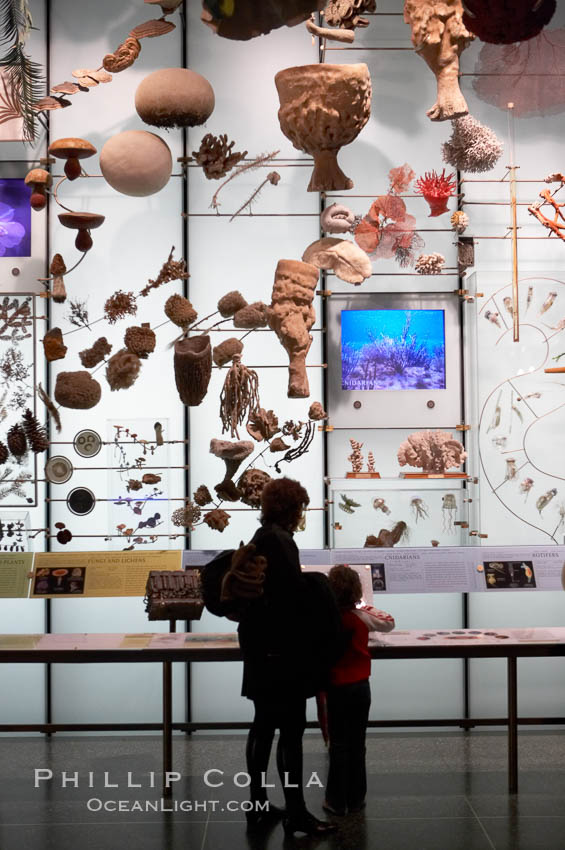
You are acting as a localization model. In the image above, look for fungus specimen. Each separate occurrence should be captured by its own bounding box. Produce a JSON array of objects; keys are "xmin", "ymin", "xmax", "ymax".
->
[
  {"xmin": 135, "ymin": 68, "xmax": 215, "ymax": 128},
  {"xmin": 48, "ymin": 138, "xmax": 96, "ymax": 180},
  {"xmin": 25, "ymin": 168, "xmax": 52, "ymax": 210},
  {"xmin": 58, "ymin": 212, "xmax": 105, "ymax": 252}
]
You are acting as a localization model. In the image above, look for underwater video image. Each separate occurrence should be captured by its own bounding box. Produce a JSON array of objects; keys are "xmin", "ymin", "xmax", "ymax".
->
[{"xmin": 341, "ymin": 309, "xmax": 446, "ymax": 391}]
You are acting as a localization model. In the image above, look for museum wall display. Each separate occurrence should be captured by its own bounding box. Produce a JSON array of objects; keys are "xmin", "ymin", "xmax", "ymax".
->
[{"xmin": 1, "ymin": 0, "xmax": 565, "ymax": 726}]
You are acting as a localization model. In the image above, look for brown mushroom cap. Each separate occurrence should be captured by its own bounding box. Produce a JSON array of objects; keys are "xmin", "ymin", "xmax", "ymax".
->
[
  {"xmin": 58, "ymin": 212, "xmax": 105, "ymax": 231},
  {"xmin": 209, "ymin": 439, "xmax": 254, "ymax": 461},
  {"xmin": 25, "ymin": 168, "xmax": 52, "ymax": 187},
  {"xmin": 48, "ymin": 138, "xmax": 97, "ymax": 159}
]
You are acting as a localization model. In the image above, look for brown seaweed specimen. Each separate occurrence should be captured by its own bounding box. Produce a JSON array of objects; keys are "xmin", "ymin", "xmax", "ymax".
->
[{"xmin": 404, "ymin": 0, "xmax": 474, "ymax": 121}]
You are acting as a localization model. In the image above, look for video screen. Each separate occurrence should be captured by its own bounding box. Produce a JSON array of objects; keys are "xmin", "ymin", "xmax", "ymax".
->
[{"xmin": 341, "ymin": 308, "xmax": 446, "ymax": 391}]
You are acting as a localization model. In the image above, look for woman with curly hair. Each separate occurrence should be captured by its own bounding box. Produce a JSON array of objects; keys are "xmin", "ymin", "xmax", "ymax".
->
[{"xmin": 238, "ymin": 476, "xmax": 341, "ymax": 837}]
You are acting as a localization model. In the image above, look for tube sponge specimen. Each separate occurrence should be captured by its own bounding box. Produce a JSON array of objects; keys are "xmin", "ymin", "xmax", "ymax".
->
[
  {"xmin": 55, "ymin": 371, "xmax": 102, "ymax": 409},
  {"xmin": 106, "ymin": 349, "xmax": 142, "ymax": 391}
]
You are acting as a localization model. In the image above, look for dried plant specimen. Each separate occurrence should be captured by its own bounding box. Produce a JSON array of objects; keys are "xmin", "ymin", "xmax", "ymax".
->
[
  {"xmin": 218, "ymin": 291, "xmax": 247, "ymax": 317},
  {"xmin": 174, "ymin": 335, "xmax": 212, "ymax": 406},
  {"xmin": 140, "ymin": 246, "xmax": 189, "ymax": 297},
  {"xmin": 192, "ymin": 133, "xmax": 247, "ymax": 179},
  {"xmin": 106, "ymin": 349, "xmax": 142, "ymax": 391},
  {"xmin": 124, "ymin": 324, "xmax": 156, "ymax": 359},
  {"xmin": 404, "ymin": 0, "xmax": 473, "ymax": 121},
  {"xmin": 0, "ymin": 69, "xmax": 23, "ymax": 141},
  {"xmin": 104, "ymin": 290, "xmax": 138, "ymax": 324},
  {"xmin": 193, "ymin": 484, "xmax": 212, "ymax": 506},
  {"xmin": 66, "ymin": 299, "xmax": 90, "ymax": 330},
  {"xmin": 219, "ymin": 355, "xmax": 260, "ymax": 439},
  {"xmin": 79, "ymin": 337, "xmax": 112, "ymax": 369},
  {"xmin": 165, "ymin": 294, "xmax": 197, "ymax": 330},
  {"xmin": 0, "ymin": 1, "xmax": 45, "ymax": 142},
  {"xmin": 0, "ymin": 296, "xmax": 32, "ymax": 343},
  {"xmin": 397, "ymin": 430, "xmax": 467, "ymax": 473},
  {"xmin": 55, "ymin": 371, "xmax": 102, "ymax": 409},
  {"xmin": 213, "ymin": 337, "xmax": 243, "ymax": 367},
  {"xmin": 171, "ymin": 501, "xmax": 201, "ymax": 528},
  {"xmin": 246, "ymin": 408, "xmax": 279, "ymax": 442},
  {"xmin": 442, "ymin": 115, "xmax": 503, "ymax": 173},
  {"xmin": 0, "ymin": 441, "xmax": 7, "ymax": 464},
  {"xmin": 238, "ymin": 468, "xmax": 272, "ymax": 508},
  {"xmin": 7, "ymin": 423, "xmax": 27, "ymax": 459},
  {"xmin": 22, "ymin": 408, "xmax": 48, "ymax": 453},
  {"xmin": 267, "ymin": 259, "xmax": 318, "ymax": 398},
  {"xmin": 324, "ymin": 0, "xmax": 376, "ymax": 28},
  {"xmin": 203, "ymin": 508, "xmax": 230, "ymax": 532},
  {"xmin": 43, "ymin": 328, "xmax": 67, "ymax": 362},
  {"xmin": 415, "ymin": 252, "xmax": 446, "ymax": 274}
]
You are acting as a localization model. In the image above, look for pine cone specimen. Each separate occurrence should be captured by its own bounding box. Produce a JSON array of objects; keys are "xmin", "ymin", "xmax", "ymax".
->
[
  {"xmin": 106, "ymin": 349, "xmax": 142, "ymax": 391},
  {"xmin": 164, "ymin": 294, "xmax": 197, "ymax": 330},
  {"xmin": 7, "ymin": 423, "xmax": 28, "ymax": 459},
  {"xmin": 192, "ymin": 133, "xmax": 247, "ymax": 179},
  {"xmin": 193, "ymin": 484, "xmax": 212, "ymax": 506},
  {"xmin": 324, "ymin": 0, "xmax": 376, "ymax": 29},
  {"xmin": 124, "ymin": 323, "xmax": 156, "ymax": 359},
  {"xmin": 218, "ymin": 291, "xmax": 247, "ymax": 318},
  {"xmin": 0, "ymin": 441, "xmax": 8, "ymax": 465},
  {"xmin": 203, "ymin": 508, "xmax": 230, "ymax": 532},
  {"xmin": 22, "ymin": 409, "xmax": 49, "ymax": 453},
  {"xmin": 80, "ymin": 336, "xmax": 112, "ymax": 368}
]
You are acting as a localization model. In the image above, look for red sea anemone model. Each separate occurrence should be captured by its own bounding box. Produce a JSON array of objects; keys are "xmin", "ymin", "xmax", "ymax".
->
[{"xmin": 415, "ymin": 170, "xmax": 457, "ymax": 217}]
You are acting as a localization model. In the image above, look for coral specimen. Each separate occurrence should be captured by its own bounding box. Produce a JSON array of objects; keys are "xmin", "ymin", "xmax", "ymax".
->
[
  {"xmin": 104, "ymin": 290, "xmax": 137, "ymax": 324},
  {"xmin": 451, "ymin": 210, "xmax": 469, "ymax": 234},
  {"xmin": 404, "ymin": 0, "xmax": 474, "ymax": 121},
  {"xmin": 415, "ymin": 252, "xmax": 446, "ymax": 274},
  {"xmin": 43, "ymin": 328, "xmax": 67, "ymax": 362},
  {"xmin": 106, "ymin": 349, "xmax": 142, "ymax": 391},
  {"xmin": 267, "ymin": 259, "xmax": 318, "ymax": 398},
  {"xmin": 321, "ymin": 203, "xmax": 356, "ymax": 234},
  {"xmin": 218, "ymin": 290, "xmax": 247, "ymax": 318},
  {"xmin": 193, "ymin": 484, "xmax": 212, "ymax": 506},
  {"xmin": 219, "ymin": 355, "xmax": 260, "ymax": 439},
  {"xmin": 124, "ymin": 323, "xmax": 156, "ymax": 359},
  {"xmin": 397, "ymin": 430, "xmax": 467, "ymax": 473},
  {"xmin": 201, "ymin": 0, "xmax": 325, "ymax": 40},
  {"xmin": 528, "ymin": 190, "xmax": 565, "ymax": 242},
  {"xmin": 348, "ymin": 438, "xmax": 364, "ymax": 473},
  {"xmin": 49, "ymin": 254, "xmax": 67, "ymax": 303},
  {"xmin": 275, "ymin": 63, "xmax": 371, "ymax": 191},
  {"xmin": 302, "ymin": 237, "xmax": 371, "ymax": 285},
  {"xmin": 246, "ymin": 408, "xmax": 279, "ymax": 442},
  {"xmin": 238, "ymin": 468, "xmax": 272, "ymax": 508},
  {"xmin": 7, "ymin": 423, "xmax": 27, "ymax": 459},
  {"xmin": 308, "ymin": 401, "xmax": 327, "ymax": 421},
  {"xmin": 367, "ymin": 451, "xmax": 376, "ymax": 473},
  {"xmin": 164, "ymin": 294, "xmax": 197, "ymax": 330},
  {"xmin": 174, "ymin": 335, "xmax": 212, "ymax": 406},
  {"xmin": 270, "ymin": 437, "xmax": 290, "ymax": 452},
  {"xmin": 213, "ymin": 337, "xmax": 244, "ymax": 367},
  {"xmin": 140, "ymin": 246, "xmax": 189, "ymax": 297},
  {"xmin": 192, "ymin": 133, "xmax": 247, "ymax": 179},
  {"xmin": 442, "ymin": 115, "xmax": 503, "ymax": 173},
  {"xmin": 462, "ymin": 0, "xmax": 555, "ymax": 44},
  {"xmin": 415, "ymin": 170, "xmax": 457, "ymax": 217},
  {"xmin": 203, "ymin": 508, "xmax": 230, "ymax": 532},
  {"xmin": 210, "ymin": 438, "xmax": 254, "ymax": 482},
  {"xmin": 22, "ymin": 409, "xmax": 49, "ymax": 453},
  {"xmin": 54, "ymin": 371, "xmax": 102, "ymax": 409},
  {"xmin": 79, "ymin": 337, "xmax": 112, "ymax": 369},
  {"xmin": 233, "ymin": 301, "xmax": 268, "ymax": 329},
  {"xmin": 324, "ymin": 0, "xmax": 377, "ymax": 29},
  {"xmin": 171, "ymin": 501, "xmax": 201, "ymax": 528}
]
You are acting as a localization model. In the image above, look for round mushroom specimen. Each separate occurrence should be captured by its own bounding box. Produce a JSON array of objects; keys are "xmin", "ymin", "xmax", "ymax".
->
[
  {"xmin": 48, "ymin": 138, "xmax": 97, "ymax": 180},
  {"xmin": 25, "ymin": 168, "xmax": 52, "ymax": 210},
  {"xmin": 135, "ymin": 68, "xmax": 215, "ymax": 129},
  {"xmin": 100, "ymin": 130, "xmax": 173, "ymax": 197},
  {"xmin": 58, "ymin": 212, "xmax": 105, "ymax": 252}
]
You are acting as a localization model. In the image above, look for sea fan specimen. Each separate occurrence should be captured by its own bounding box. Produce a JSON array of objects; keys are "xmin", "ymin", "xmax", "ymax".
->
[
  {"xmin": 415, "ymin": 170, "xmax": 457, "ymax": 217},
  {"xmin": 462, "ymin": 0, "xmax": 555, "ymax": 44},
  {"xmin": 442, "ymin": 115, "xmax": 503, "ymax": 173},
  {"xmin": 397, "ymin": 430, "xmax": 467, "ymax": 474}
]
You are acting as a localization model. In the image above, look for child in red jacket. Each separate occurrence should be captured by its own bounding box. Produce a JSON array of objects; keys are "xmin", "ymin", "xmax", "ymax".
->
[{"xmin": 324, "ymin": 564, "xmax": 395, "ymax": 815}]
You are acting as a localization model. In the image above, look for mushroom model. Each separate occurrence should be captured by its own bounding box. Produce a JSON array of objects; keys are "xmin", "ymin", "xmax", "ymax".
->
[
  {"xmin": 48, "ymin": 138, "xmax": 96, "ymax": 180},
  {"xmin": 100, "ymin": 130, "xmax": 172, "ymax": 197},
  {"xmin": 58, "ymin": 212, "xmax": 105, "ymax": 253},
  {"xmin": 25, "ymin": 169, "xmax": 52, "ymax": 210},
  {"xmin": 135, "ymin": 68, "xmax": 215, "ymax": 129}
]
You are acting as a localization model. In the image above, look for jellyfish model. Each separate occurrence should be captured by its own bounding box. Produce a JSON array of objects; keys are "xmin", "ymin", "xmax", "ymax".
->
[
  {"xmin": 373, "ymin": 497, "xmax": 391, "ymax": 514},
  {"xmin": 442, "ymin": 493, "xmax": 457, "ymax": 532},
  {"xmin": 410, "ymin": 497, "xmax": 429, "ymax": 523},
  {"xmin": 519, "ymin": 477, "xmax": 534, "ymax": 500}
]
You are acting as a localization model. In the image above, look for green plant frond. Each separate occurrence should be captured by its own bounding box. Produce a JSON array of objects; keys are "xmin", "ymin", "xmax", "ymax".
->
[
  {"xmin": 1, "ymin": 42, "xmax": 45, "ymax": 141},
  {"xmin": 0, "ymin": 0, "xmax": 31, "ymax": 47}
]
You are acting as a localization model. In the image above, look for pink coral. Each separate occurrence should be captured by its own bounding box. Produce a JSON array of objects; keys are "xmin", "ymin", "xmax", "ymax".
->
[{"xmin": 397, "ymin": 430, "xmax": 467, "ymax": 473}]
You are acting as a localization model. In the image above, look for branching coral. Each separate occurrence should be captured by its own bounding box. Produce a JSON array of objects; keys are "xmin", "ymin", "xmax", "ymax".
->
[
  {"xmin": 442, "ymin": 115, "xmax": 503, "ymax": 173},
  {"xmin": 106, "ymin": 349, "xmax": 142, "ymax": 391},
  {"xmin": 237, "ymin": 468, "xmax": 272, "ymax": 508},
  {"xmin": 164, "ymin": 294, "xmax": 197, "ymax": 330},
  {"xmin": 415, "ymin": 252, "xmax": 446, "ymax": 274},
  {"xmin": 104, "ymin": 290, "xmax": 137, "ymax": 324},
  {"xmin": 54, "ymin": 371, "xmax": 102, "ymax": 409},
  {"xmin": 79, "ymin": 337, "xmax": 112, "ymax": 368},
  {"xmin": 219, "ymin": 355, "xmax": 260, "ymax": 439},
  {"xmin": 124, "ymin": 324, "xmax": 156, "ymax": 359},
  {"xmin": 213, "ymin": 337, "xmax": 243, "ymax": 367},
  {"xmin": 192, "ymin": 133, "xmax": 247, "ymax": 179},
  {"xmin": 218, "ymin": 290, "xmax": 247, "ymax": 318},
  {"xmin": 397, "ymin": 430, "xmax": 467, "ymax": 473}
]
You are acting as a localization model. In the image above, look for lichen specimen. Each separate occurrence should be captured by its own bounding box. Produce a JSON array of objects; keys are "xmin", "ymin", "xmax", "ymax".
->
[
  {"xmin": 267, "ymin": 259, "xmax": 318, "ymax": 398},
  {"xmin": 219, "ymin": 355, "xmax": 260, "ymax": 439},
  {"xmin": 451, "ymin": 210, "xmax": 469, "ymax": 233},
  {"xmin": 218, "ymin": 290, "xmax": 247, "ymax": 318},
  {"xmin": 54, "ymin": 371, "xmax": 102, "ymax": 409},
  {"xmin": 415, "ymin": 169, "xmax": 457, "ymax": 217},
  {"xmin": 164, "ymin": 294, "xmax": 197, "ymax": 330},
  {"xmin": 442, "ymin": 115, "xmax": 503, "ymax": 173},
  {"xmin": 233, "ymin": 301, "xmax": 268, "ymax": 329},
  {"xmin": 193, "ymin": 484, "xmax": 212, "ymax": 506},
  {"xmin": 246, "ymin": 408, "xmax": 279, "ymax": 442},
  {"xmin": 324, "ymin": 0, "xmax": 376, "ymax": 28},
  {"xmin": 415, "ymin": 252, "xmax": 446, "ymax": 274},
  {"xmin": 7, "ymin": 423, "xmax": 27, "ymax": 459},
  {"xmin": 213, "ymin": 337, "xmax": 243, "ymax": 367},
  {"xmin": 106, "ymin": 349, "xmax": 142, "ymax": 391},
  {"xmin": 171, "ymin": 501, "xmax": 201, "ymax": 528},
  {"xmin": 104, "ymin": 290, "xmax": 137, "ymax": 324},
  {"xmin": 124, "ymin": 324, "xmax": 156, "ymax": 359},
  {"xmin": 79, "ymin": 337, "xmax": 112, "ymax": 368},
  {"xmin": 22, "ymin": 409, "xmax": 49, "ymax": 453},
  {"xmin": 203, "ymin": 508, "xmax": 230, "ymax": 532},
  {"xmin": 238, "ymin": 468, "xmax": 272, "ymax": 508},
  {"xmin": 140, "ymin": 246, "xmax": 189, "ymax": 297},
  {"xmin": 404, "ymin": 0, "xmax": 474, "ymax": 121},
  {"xmin": 192, "ymin": 133, "xmax": 247, "ymax": 179},
  {"xmin": 397, "ymin": 430, "xmax": 467, "ymax": 473}
]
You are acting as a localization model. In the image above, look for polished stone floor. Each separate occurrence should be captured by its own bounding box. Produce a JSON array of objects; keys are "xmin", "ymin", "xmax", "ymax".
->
[{"xmin": 1, "ymin": 730, "xmax": 565, "ymax": 849}]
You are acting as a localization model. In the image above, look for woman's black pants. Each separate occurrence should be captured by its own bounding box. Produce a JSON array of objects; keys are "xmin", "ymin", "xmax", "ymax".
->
[
  {"xmin": 246, "ymin": 695, "xmax": 307, "ymax": 816},
  {"xmin": 326, "ymin": 679, "xmax": 371, "ymax": 811}
]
